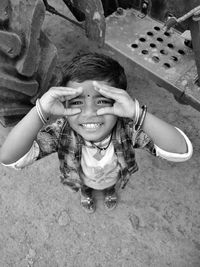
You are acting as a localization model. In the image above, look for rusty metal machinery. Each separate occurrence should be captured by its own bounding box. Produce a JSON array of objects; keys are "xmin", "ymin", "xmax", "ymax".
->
[
  {"xmin": 0, "ymin": 0, "xmax": 105, "ymax": 127},
  {"xmin": 104, "ymin": 0, "xmax": 200, "ymax": 111},
  {"xmin": 0, "ymin": 0, "xmax": 60, "ymax": 127}
]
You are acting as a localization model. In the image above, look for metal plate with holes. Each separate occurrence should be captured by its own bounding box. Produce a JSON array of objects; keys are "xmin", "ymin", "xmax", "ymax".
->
[{"xmin": 105, "ymin": 9, "xmax": 200, "ymax": 111}]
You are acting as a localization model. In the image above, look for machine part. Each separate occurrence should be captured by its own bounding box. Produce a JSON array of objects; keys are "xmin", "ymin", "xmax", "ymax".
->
[
  {"xmin": 0, "ymin": 0, "xmax": 105, "ymax": 127},
  {"xmin": 0, "ymin": 0, "xmax": 60, "ymax": 127},
  {"xmin": 43, "ymin": 0, "xmax": 106, "ymax": 46},
  {"xmin": 164, "ymin": 5, "xmax": 200, "ymax": 30},
  {"xmin": 0, "ymin": 0, "xmax": 12, "ymax": 29},
  {"xmin": 105, "ymin": 8, "xmax": 200, "ymax": 111},
  {"xmin": 73, "ymin": 0, "xmax": 106, "ymax": 47},
  {"xmin": 43, "ymin": 0, "xmax": 84, "ymax": 28},
  {"xmin": 140, "ymin": 0, "xmax": 150, "ymax": 16},
  {"xmin": 62, "ymin": 0, "xmax": 85, "ymax": 21}
]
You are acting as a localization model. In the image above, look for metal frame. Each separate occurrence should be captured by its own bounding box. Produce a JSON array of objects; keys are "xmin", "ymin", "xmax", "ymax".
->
[{"xmin": 105, "ymin": 8, "xmax": 200, "ymax": 111}]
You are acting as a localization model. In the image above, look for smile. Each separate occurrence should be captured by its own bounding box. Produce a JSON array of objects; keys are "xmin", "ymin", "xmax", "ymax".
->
[{"xmin": 81, "ymin": 123, "xmax": 102, "ymax": 129}]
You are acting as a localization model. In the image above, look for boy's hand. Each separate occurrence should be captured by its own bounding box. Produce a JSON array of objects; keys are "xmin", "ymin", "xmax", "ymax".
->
[
  {"xmin": 40, "ymin": 86, "xmax": 83, "ymax": 117},
  {"xmin": 93, "ymin": 81, "xmax": 135, "ymax": 118}
]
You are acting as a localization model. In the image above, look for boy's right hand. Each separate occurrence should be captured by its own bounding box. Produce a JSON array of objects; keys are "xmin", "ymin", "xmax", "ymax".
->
[{"xmin": 40, "ymin": 86, "xmax": 83, "ymax": 118}]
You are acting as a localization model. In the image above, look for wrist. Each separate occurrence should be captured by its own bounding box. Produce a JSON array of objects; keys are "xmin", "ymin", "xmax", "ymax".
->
[
  {"xmin": 132, "ymin": 99, "xmax": 140, "ymax": 124},
  {"xmin": 35, "ymin": 99, "xmax": 50, "ymax": 125},
  {"xmin": 135, "ymin": 105, "xmax": 147, "ymax": 130}
]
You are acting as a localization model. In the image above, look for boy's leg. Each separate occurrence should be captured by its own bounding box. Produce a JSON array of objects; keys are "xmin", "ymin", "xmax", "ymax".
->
[
  {"xmin": 80, "ymin": 185, "xmax": 96, "ymax": 213},
  {"xmin": 103, "ymin": 185, "xmax": 118, "ymax": 211}
]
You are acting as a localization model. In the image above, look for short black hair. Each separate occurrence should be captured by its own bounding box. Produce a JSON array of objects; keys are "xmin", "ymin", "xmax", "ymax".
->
[{"xmin": 60, "ymin": 52, "xmax": 127, "ymax": 90}]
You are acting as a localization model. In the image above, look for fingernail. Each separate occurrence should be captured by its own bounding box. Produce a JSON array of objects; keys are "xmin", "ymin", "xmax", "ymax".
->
[
  {"xmin": 93, "ymin": 81, "xmax": 100, "ymax": 91},
  {"xmin": 96, "ymin": 110, "xmax": 102, "ymax": 115}
]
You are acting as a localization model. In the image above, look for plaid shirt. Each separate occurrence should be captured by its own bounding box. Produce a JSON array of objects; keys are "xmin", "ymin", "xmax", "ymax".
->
[{"xmin": 36, "ymin": 117, "xmax": 156, "ymax": 192}]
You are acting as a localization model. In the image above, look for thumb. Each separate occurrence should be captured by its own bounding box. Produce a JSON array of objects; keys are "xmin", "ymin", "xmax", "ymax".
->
[
  {"xmin": 64, "ymin": 108, "xmax": 81, "ymax": 116},
  {"xmin": 97, "ymin": 107, "xmax": 114, "ymax": 115}
]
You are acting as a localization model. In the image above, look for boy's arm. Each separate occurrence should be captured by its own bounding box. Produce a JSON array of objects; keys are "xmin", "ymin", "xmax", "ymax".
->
[
  {"xmin": 94, "ymin": 82, "xmax": 191, "ymax": 155},
  {"xmin": 0, "ymin": 86, "xmax": 83, "ymax": 165},
  {"xmin": 0, "ymin": 107, "xmax": 43, "ymax": 164},
  {"xmin": 141, "ymin": 111, "xmax": 188, "ymax": 154}
]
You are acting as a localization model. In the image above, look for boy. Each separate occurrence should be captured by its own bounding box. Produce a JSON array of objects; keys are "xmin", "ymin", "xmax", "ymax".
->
[{"xmin": 0, "ymin": 52, "xmax": 193, "ymax": 213}]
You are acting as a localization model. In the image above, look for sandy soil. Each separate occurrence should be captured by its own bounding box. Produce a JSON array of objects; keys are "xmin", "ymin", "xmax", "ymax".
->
[{"xmin": 0, "ymin": 1, "xmax": 200, "ymax": 266}]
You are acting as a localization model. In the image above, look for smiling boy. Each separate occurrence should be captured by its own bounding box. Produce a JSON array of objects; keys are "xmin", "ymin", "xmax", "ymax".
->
[{"xmin": 0, "ymin": 52, "xmax": 193, "ymax": 213}]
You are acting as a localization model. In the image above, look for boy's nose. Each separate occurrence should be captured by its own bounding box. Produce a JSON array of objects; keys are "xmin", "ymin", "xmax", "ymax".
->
[{"xmin": 81, "ymin": 103, "xmax": 98, "ymax": 116}]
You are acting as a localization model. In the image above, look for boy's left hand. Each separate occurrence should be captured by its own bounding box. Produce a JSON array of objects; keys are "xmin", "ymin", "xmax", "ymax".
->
[{"xmin": 93, "ymin": 81, "xmax": 135, "ymax": 118}]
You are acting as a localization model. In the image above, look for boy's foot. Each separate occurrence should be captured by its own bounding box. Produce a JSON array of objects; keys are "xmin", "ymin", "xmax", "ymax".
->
[
  {"xmin": 104, "ymin": 186, "xmax": 118, "ymax": 211},
  {"xmin": 80, "ymin": 187, "xmax": 96, "ymax": 214}
]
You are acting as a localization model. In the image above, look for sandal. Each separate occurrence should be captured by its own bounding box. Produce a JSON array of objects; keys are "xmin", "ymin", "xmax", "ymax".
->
[
  {"xmin": 80, "ymin": 188, "xmax": 96, "ymax": 214},
  {"xmin": 104, "ymin": 187, "xmax": 118, "ymax": 211}
]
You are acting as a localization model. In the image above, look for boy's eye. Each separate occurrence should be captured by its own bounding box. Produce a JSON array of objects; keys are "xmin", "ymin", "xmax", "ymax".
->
[
  {"xmin": 69, "ymin": 100, "xmax": 83, "ymax": 106},
  {"xmin": 97, "ymin": 98, "xmax": 113, "ymax": 106}
]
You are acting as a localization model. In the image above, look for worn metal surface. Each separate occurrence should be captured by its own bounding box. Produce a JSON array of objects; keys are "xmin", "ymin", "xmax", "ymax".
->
[
  {"xmin": 0, "ymin": 0, "xmax": 59, "ymax": 127},
  {"xmin": 73, "ymin": 0, "xmax": 106, "ymax": 47},
  {"xmin": 105, "ymin": 9, "xmax": 200, "ymax": 111},
  {"xmin": 117, "ymin": 0, "xmax": 200, "ymax": 29}
]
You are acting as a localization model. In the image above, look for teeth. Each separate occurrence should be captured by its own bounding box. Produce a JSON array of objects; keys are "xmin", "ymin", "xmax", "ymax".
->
[{"xmin": 82, "ymin": 123, "xmax": 101, "ymax": 129}]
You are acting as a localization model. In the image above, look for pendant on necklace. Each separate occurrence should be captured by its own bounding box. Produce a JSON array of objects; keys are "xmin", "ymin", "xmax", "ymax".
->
[{"xmin": 93, "ymin": 148, "xmax": 105, "ymax": 161}]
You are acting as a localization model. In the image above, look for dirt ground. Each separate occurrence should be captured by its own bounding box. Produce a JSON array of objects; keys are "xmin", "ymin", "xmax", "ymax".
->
[{"xmin": 0, "ymin": 1, "xmax": 200, "ymax": 267}]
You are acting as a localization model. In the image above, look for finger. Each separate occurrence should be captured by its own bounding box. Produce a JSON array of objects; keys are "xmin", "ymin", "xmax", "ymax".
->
[
  {"xmin": 50, "ymin": 86, "xmax": 83, "ymax": 92},
  {"xmin": 64, "ymin": 108, "xmax": 81, "ymax": 116},
  {"xmin": 94, "ymin": 87, "xmax": 121, "ymax": 102},
  {"xmin": 93, "ymin": 82, "xmax": 123, "ymax": 102},
  {"xmin": 50, "ymin": 87, "xmax": 83, "ymax": 101},
  {"xmin": 50, "ymin": 86, "xmax": 82, "ymax": 96},
  {"xmin": 97, "ymin": 107, "xmax": 115, "ymax": 115},
  {"xmin": 93, "ymin": 81, "xmax": 123, "ymax": 94}
]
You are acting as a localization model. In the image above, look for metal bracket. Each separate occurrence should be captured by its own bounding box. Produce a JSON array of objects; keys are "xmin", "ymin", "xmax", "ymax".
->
[{"xmin": 140, "ymin": 0, "xmax": 150, "ymax": 16}]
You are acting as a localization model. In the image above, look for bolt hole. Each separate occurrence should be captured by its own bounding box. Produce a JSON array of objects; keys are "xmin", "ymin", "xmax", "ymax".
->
[
  {"xmin": 178, "ymin": 49, "xmax": 185, "ymax": 55},
  {"xmin": 164, "ymin": 32, "xmax": 171, "ymax": 37},
  {"xmin": 163, "ymin": 63, "xmax": 171, "ymax": 69},
  {"xmin": 141, "ymin": 50, "xmax": 149, "ymax": 54},
  {"xmin": 170, "ymin": 56, "xmax": 178, "ymax": 62},
  {"xmin": 154, "ymin": 26, "xmax": 160, "ymax": 31},
  {"xmin": 131, "ymin": 43, "xmax": 138, "ymax": 48},
  {"xmin": 150, "ymin": 43, "xmax": 156, "ymax": 48},
  {"xmin": 116, "ymin": 7, "xmax": 124, "ymax": 15},
  {"xmin": 167, "ymin": 43, "xmax": 174, "ymax": 49},
  {"xmin": 160, "ymin": 49, "xmax": 168, "ymax": 55},
  {"xmin": 184, "ymin": 39, "xmax": 193, "ymax": 49},
  {"xmin": 152, "ymin": 56, "xmax": 160, "ymax": 63},
  {"xmin": 139, "ymin": 37, "xmax": 146, "ymax": 42},
  {"xmin": 157, "ymin": 37, "xmax": 163, "ymax": 42},
  {"xmin": 147, "ymin": 31, "xmax": 154, "ymax": 36}
]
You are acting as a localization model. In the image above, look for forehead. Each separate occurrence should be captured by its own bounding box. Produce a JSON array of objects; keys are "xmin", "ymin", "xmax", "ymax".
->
[{"xmin": 67, "ymin": 80, "xmax": 108, "ymax": 97}]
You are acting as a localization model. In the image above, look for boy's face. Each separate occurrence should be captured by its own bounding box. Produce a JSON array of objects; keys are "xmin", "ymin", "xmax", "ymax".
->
[{"xmin": 66, "ymin": 80, "xmax": 117, "ymax": 142}]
